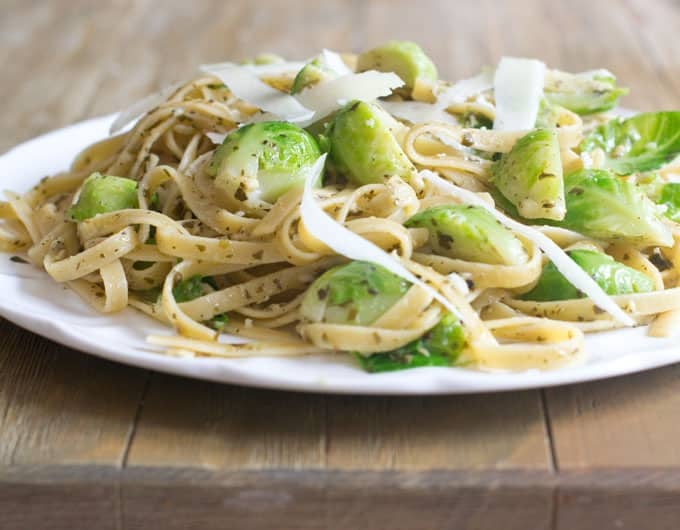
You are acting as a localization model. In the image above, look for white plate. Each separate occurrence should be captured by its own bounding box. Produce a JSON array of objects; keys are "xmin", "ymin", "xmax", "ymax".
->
[{"xmin": 1, "ymin": 114, "xmax": 679, "ymax": 394}]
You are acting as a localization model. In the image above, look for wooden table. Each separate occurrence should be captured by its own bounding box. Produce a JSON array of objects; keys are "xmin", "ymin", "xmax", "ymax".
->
[{"xmin": 1, "ymin": 0, "xmax": 680, "ymax": 528}]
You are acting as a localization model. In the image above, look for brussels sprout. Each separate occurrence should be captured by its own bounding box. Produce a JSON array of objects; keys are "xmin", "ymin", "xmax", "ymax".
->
[
  {"xmin": 522, "ymin": 249, "xmax": 654, "ymax": 302},
  {"xmin": 557, "ymin": 169, "xmax": 673, "ymax": 247},
  {"xmin": 544, "ymin": 69, "xmax": 628, "ymax": 115},
  {"xmin": 491, "ymin": 129, "xmax": 565, "ymax": 221},
  {"xmin": 300, "ymin": 261, "xmax": 410, "ymax": 326},
  {"xmin": 357, "ymin": 40, "xmax": 438, "ymax": 94},
  {"xmin": 67, "ymin": 172, "xmax": 139, "ymax": 221},
  {"xmin": 405, "ymin": 205, "xmax": 527, "ymax": 265},
  {"xmin": 290, "ymin": 59, "xmax": 331, "ymax": 94},
  {"xmin": 207, "ymin": 121, "xmax": 322, "ymax": 211},
  {"xmin": 356, "ymin": 313, "xmax": 465, "ymax": 372},
  {"xmin": 327, "ymin": 100, "xmax": 416, "ymax": 186},
  {"xmin": 580, "ymin": 112, "xmax": 680, "ymax": 175}
]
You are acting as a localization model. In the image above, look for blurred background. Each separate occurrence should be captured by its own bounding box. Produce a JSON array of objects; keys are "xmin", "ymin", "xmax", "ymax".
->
[{"xmin": 1, "ymin": 0, "xmax": 679, "ymax": 153}]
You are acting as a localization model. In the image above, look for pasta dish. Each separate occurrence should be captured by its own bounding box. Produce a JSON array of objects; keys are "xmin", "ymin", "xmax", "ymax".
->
[{"xmin": 2, "ymin": 42, "xmax": 680, "ymax": 373}]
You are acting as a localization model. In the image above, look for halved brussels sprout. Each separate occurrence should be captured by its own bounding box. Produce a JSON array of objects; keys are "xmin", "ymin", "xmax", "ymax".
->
[
  {"xmin": 355, "ymin": 312, "xmax": 464, "ymax": 372},
  {"xmin": 356, "ymin": 40, "xmax": 438, "ymax": 94},
  {"xmin": 67, "ymin": 172, "xmax": 139, "ymax": 221},
  {"xmin": 558, "ymin": 169, "xmax": 673, "ymax": 247},
  {"xmin": 580, "ymin": 112, "xmax": 680, "ymax": 175},
  {"xmin": 405, "ymin": 205, "xmax": 527, "ymax": 265},
  {"xmin": 522, "ymin": 249, "xmax": 654, "ymax": 301},
  {"xmin": 207, "ymin": 121, "xmax": 322, "ymax": 212},
  {"xmin": 544, "ymin": 69, "xmax": 628, "ymax": 115},
  {"xmin": 300, "ymin": 261, "xmax": 410, "ymax": 326},
  {"xmin": 327, "ymin": 100, "xmax": 416, "ymax": 186},
  {"xmin": 491, "ymin": 129, "xmax": 565, "ymax": 221},
  {"xmin": 290, "ymin": 59, "xmax": 331, "ymax": 94}
]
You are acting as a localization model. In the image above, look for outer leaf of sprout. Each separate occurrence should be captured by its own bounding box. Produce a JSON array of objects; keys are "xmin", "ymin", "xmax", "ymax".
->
[
  {"xmin": 559, "ymin": 169, "xmax": 673, "ymax": 247},
  {"xmin": 522, "ymin": 249, "xmax": 654, "ymax": 301},
  {"xmin": 580, "ymin": 111, "xmax": 680, "ymax": 175},
  {"xmin": 405, "ymin": 205, "xmax": 527, "ymax": 265},
  {"xmin": 658, "ymin": 182, "xmax": 680, "ymax": 223},
  {"xmin": 355, "ymin": 313, "xmax": 464, "ymax": 372}
]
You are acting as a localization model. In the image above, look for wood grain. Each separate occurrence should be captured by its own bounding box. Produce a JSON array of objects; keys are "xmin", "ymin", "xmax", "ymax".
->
[{"xmin": 0, "ymin": 318, "xmax": 147, "ymax": 467}]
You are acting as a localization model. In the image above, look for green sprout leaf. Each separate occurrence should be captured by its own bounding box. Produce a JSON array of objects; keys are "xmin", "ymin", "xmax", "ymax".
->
[
  {"xmin": 522, "ymin": 249, "xmax": 654, "ymax": 301},
  {"xmin": 580, "ymin": 112, "xmax": 680, "ymax": 175},
  {"xmin": 356, "ymin": 313, "xmax": 465, "ymax": 373}
]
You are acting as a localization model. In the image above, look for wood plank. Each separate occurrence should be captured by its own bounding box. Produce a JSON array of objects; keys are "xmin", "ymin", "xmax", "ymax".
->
[
  {"xmin": 547, "ymin": 365, "xmax": 680, "ymax": 469},
  {"xmin": 129, "ymin": 377, "xmax": 551, "ymax": 471},
  {"xmin": 0, "ymin": 467, "xmax": 554, "ymax": 530},
  {"xmin": 126, "ymin": 376, "xmax": 327, "ymax": 470},
  {"xmin": 0, "ymin": 318, "xmax": 148, "ymax": 466},
  {"xmin": 325, "ymin": 391, "xmax": 550, "ymax": 470},
  {"xmin": 556, "ymin": 470, "xmax": 680, "ymax": 530},
  {"xmin": 121, "ymin": 471, "xmax": 553, "ymax": 530}
]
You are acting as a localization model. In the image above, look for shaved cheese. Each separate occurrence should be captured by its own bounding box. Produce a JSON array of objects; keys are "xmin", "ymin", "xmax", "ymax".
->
[
  {"xmin": 421, "ymin": 170, "xmax": 635, "ymax": 326},
  {"xmin": 110, "ymin": 83, "xmax": 182, "ymax": 134},
  {"xmin": 436, "ymin": 69, "xmax": 494, "ymax": 107},
  {"xmin": 378, "ymin": 101, "xmax": 458, "ymax": 125},
  {"xmin": 295, "ymin": 71, "xmax": 403, "ymax": 126},
  {"xmin": 205, "ymin": 132, "xmax": 228, "ymax": 145},
  {"xmin": 493, "ymin": 57, "xmax": 545, "ymax": 131},
  {"xmin": 200, "ymin": 63, "xmax": 314, "ymax": 123},
  {"xmin": 379, "ymin": 69, "xmax": 494, "ymax": 126},
  {"xmin": 320, "ymin": 49, "xmax": 353, "ymax": 76},
  {"xmin": 301, "ymin": 155, "xmax": 463, "ymax": 321}
]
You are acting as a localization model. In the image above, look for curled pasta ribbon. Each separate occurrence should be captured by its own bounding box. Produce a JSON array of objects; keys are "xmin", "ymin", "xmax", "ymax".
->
[
  {"xmin": 471, "ymin": 317, "xmax": 584, "ymax": 371},
  {"xmin": 44, "ymin": 226, "xmax": 139, "ymax": 282},
  {"xmin": 413, "ymin": 237, "xmax": 542, "ymax": 289},
  {"xmin": 506, "ymin": 287, "xmax": 680, "ymax": 323},
  {"xmin": 155, "ymin": 226, "xmax": 283, "ymax": 265}
]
